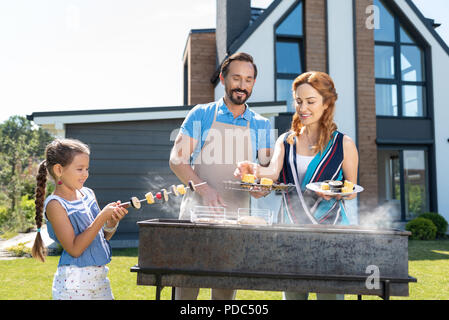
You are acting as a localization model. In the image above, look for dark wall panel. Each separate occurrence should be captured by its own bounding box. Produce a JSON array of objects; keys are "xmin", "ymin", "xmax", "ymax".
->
[{"xmin": 66, "ymin": 119, "xmax": 184, "ymax": 237}]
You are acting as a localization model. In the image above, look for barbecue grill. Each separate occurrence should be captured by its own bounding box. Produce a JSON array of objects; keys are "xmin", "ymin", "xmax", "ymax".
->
[{"xmin": 131, "ymin": 219, "xmax": 416, "ymax": 300}]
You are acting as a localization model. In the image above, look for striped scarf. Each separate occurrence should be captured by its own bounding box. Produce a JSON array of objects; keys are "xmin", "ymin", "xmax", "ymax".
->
[{"xmin": 280, "ymin": 131, "xmax": 349, "ymax": 225}]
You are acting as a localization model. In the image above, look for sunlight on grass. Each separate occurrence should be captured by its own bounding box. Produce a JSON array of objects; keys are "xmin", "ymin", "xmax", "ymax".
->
[
  {"xmin": 431, "ymin": 250, "xmax": 449, "ymax": 256},
  {"xmin": 1, "ymin": 240, "xmax": 448, "ymax": 300}
]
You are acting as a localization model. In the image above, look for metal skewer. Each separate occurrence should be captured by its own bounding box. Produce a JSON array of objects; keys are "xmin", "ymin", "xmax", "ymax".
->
[{"xmin": 119, "ymin": 181, "xmax": 207, "ymax": 208}]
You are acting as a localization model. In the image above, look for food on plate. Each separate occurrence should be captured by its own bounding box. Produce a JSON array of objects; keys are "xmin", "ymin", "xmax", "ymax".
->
[
  {"xmin": 260, "ymin": 177, "xmax": 273, "ymax": 186},
  {"xmin": 344, "ymin": 180, "xmax": 354, "ymax": 190},
  {"xmin": 237, "ymin": 215, "xmax": 268, "ymax": 225},
  {"xmin": 328, "ymin": 180, "xmax": 343, "ymax": 192},
  {"xmin": 145, "ymin": 192, "xmax": 155, "ymax": 204},
  {"xmin": 341, "ymin": 186, "xmax": 353, "ymax": 194},
  {"xmin": 241, "ymin": 174, "xmax": 256, "ymax": 184},
  {"xmin": 321, "ymin": 182, "xmax": 330, "ymax": 191},
  {"xmin": 193, "ymin": 218, "xmax": 238, "ymax": 225}
]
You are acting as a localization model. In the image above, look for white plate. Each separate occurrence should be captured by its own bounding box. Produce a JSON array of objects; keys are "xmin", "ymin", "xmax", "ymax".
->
[{"xmin": 306, "ymin": 182, "xmax": 364, "ymax": 196}]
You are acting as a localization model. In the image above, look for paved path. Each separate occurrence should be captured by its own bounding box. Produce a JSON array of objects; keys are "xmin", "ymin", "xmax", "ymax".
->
[{"xmin": 0, "ymin": 225, "xmax": 55, "ymax": 260}]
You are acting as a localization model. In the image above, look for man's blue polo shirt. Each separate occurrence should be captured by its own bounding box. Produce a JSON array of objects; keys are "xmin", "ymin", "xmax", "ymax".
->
[{"xmin": 180, "ymin": 98, "xmax": 273, "ymax": 163}]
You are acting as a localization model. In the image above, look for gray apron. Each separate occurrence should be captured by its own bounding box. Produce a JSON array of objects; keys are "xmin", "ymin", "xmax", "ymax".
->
[
  {"xmin": 179, "ymin": 104, "xmax": 253, "ymax": 219},
  {"xmin": 175, "ymin": 104, "xmax": 253, "ymax": 300}
]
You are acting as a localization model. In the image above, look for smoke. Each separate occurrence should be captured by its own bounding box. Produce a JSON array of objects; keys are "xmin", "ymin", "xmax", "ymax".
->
[
  {"xmin": 358, "ymin": 202, "xmax": 402, "ymax": 230},
  {"xmin": 142, "ymin": 174, "xmax": 184, "ymax": 218}
]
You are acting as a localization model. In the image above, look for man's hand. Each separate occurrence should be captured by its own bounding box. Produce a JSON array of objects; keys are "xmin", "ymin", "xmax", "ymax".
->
[{"xmin": 196, "ymin": 184, "xmax": 226, "ymax": 208}]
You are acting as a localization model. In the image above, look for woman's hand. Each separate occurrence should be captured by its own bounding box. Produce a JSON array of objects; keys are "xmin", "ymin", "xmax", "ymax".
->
[
  {"xmin": 234, "ymin": 161, "xmax": 257, "ymax": 179},
  {"xmin": 249, "ymin": 190, "xmax": 270, "ymax": 199},
  {"xmin": 315, "ymin": 191, "xmax": 357, "ymax": 201}
]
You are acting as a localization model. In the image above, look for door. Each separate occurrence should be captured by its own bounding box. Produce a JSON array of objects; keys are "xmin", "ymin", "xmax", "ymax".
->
[{"xmin": 378, "ymin": 147, "xmax": 429, "ymax": 221}]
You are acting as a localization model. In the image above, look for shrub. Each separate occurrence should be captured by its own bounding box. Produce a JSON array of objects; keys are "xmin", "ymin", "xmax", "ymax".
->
[
  {"xmin": 19, "ymin": 195, "xmax": 36, "ymax": 229},
  {"xmin": 419, "ymin": 212, "xmax": 448, "ymax": 237},
  {"xmin": 6, "ymin": 241, "xmax": 32, "ymax": 257},
  {"xmin": 0, "ymin": 205, "xmax": 9, "ymax": 227},
  {"xmin": 405, "ymin": 217, "xmax": 437, "ymax": 240}
]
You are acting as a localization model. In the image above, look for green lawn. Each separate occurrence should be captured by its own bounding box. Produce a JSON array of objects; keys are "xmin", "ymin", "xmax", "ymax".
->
[{"xmin": 0, "ymin": 240, "xmax": 448, "ymax": 300}]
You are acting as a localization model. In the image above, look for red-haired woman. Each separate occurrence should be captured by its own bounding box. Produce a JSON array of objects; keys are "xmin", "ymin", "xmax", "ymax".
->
[{"xmin": 235, "ymin": 71, "xmax": 359, "ymax": 299}]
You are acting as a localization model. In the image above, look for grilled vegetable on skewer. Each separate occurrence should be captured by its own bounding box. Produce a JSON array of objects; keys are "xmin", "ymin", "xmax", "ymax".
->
[
  {"xmin": 171, "ymin": 185, "xmax": 179, "ymax": 196},
  {"xmin": 177, "ymin": 184, "xmax": 186, "ymax": 195},
  {"xmin": 118, "ymin": 181, "xmax": 207, "ymax": 209},
  {"xmin": 131, "ymin": 196, "xmax": 141, "ymax": 209},
  {"xmin": 161, "ymin": 189, "xmax": 169, "ymax": 202},
  {"xmin": 145, "ymin": 192, "xmax": 155, "ymax": 204}
]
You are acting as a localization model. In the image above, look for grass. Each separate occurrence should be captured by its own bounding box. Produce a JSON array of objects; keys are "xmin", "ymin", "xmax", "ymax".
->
[{"xmin": 0, "ymin": 240, "xmax": 448, "ymax": 300}]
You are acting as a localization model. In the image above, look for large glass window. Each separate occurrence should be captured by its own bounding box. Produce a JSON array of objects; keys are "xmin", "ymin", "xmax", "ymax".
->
[
  {"xmin": 374, "ymin": 0, "xmax": 427, "ymax": 118},
  {"xmin": 275, "ymin": 1, "xmax": 304, "ymax": 112}
]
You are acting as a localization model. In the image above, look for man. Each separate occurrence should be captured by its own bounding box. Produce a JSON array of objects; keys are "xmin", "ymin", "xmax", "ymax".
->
[{"xmin": 169, "ymin": 52, "xmax": 273, "ymax": 300}]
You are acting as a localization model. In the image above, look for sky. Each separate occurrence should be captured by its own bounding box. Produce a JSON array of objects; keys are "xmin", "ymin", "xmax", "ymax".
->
[{"xmin": 0, "ymin": 0, "xmax": 448, "ymax": 124}]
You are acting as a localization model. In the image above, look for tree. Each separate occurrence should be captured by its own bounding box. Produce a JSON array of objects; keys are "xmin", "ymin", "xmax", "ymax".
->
[{"xmin": 0, "ymin": 116, "xmax": 53, "ymax": 213}]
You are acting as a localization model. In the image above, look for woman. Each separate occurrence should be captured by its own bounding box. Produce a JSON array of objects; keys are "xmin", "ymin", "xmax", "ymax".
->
[{"xmin": 235, "ymin": 71, "xmax": 359, "ymax": 299}]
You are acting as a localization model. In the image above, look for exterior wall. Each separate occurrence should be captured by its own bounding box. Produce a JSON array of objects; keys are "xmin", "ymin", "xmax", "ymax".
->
[
  {"xmin": 65, "ymin": 119, "xmax": 184, "ymax": 244},
  {"xmin": 395, "ymin": 0, "xmax": 449, "ymax": 223},
  {"xmin": 327, "ymin": 0, "xmax": 357, "ymax": 143},
  {"xmin": 304, "ymin": 0, "xmax": 327, "ymax": 72},
  {"xmin": 327, "ymin": 0, "xmax": 358, "ymax": 224},
  {"xmin": 218, "ymin": 0, "xmax": 297, "ymax": 103},
  {"xmin": 184, "ymin": 31, "xmax": 216, "ymax": 105},
  {"xmin": 216, "ymin": 0, "xmax": 328, "ymax": 102},
  {"xmin": 354, "ymin": 0, "xmax": 379, "ymax": 215}
]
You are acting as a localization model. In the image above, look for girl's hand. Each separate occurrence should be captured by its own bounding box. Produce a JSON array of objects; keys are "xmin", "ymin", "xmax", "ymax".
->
[
  {"xmin": 101, "ymin": 202, "xmax": 118, "ymax": 220},
  {"xmin": 105, "ymin": 200, "xmax": 128, "ymax": 229}
]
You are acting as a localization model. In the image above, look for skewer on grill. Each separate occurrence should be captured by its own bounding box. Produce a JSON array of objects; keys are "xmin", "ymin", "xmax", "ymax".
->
[{"xmin": 118, "ymin": 181, "xmax": 207, "ymax": 209}]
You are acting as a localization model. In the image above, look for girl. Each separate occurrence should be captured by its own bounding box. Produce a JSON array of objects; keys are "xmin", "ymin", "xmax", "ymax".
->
[
  {"xmin": 235, "ymin": 71, "xmax": 359, "ymax": 300},
  {"xmin": 31, "ymin": 138, "xmax": 128, "ymax": 300}
]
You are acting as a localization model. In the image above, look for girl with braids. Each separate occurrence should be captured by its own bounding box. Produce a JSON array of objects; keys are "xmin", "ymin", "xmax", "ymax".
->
[
  {"xmin": 235, "ymin": 71, "xmax": 359, "ymax": 300},
  {"xmin": 31, "ymin": 138, "xmax": 128, "ymax": 300}
]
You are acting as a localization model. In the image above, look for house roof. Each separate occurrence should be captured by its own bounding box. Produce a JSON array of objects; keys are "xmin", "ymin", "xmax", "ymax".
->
[
  {"xmin": 227, "ymin": 0, "xmax": 283, "ymax": 56},
  {"xmin": 214, "ymin": 0, "xmax": 449, "ymax": 81},
  {"xmin": 405, "ymin": 0, "xmax": 449, "ymax": 57},
  {"xmin": 28, "ymin": 101, "xmax": 287, "ymax": 125}
]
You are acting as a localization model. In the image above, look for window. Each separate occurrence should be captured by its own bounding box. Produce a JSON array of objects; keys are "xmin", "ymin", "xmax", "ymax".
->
[
  {"xmin": 374, "ymin": 0, "xmax": 427, "ymax": 117},
  {"xmin": 378, "ymin": 148, "xmax": 429, "ymax": 221},
  {"xmin": 275, "ymin": 1, "xmax": 304, "ymax": 112}
]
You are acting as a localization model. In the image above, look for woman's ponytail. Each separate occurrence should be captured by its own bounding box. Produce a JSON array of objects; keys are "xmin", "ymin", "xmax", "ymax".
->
[{"xmin": 31, "ymin": 160, "xmax": 48, "ymax": 262}]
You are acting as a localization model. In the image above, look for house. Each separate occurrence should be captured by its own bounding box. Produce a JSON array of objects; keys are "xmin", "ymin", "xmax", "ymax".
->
[{"xmin": 29, "ymin": 0, "xmax": 449, "ymax": 245}]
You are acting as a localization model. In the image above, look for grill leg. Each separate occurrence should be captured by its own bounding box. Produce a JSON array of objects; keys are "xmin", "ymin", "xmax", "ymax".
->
[
  {"xmin": 357, "ymin": 295, "xmax": 362, "ymax": 300},
  {"xmin": 172, "ymin": 287, "xmax": 176, "ymax": 300},
  {"xmin": 382, "ymin": 280, "xmax": 390, "ymax": 300},
  {"xmin": 155, "ymin": 274, "xmax": 162, "ymax": 300}
]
